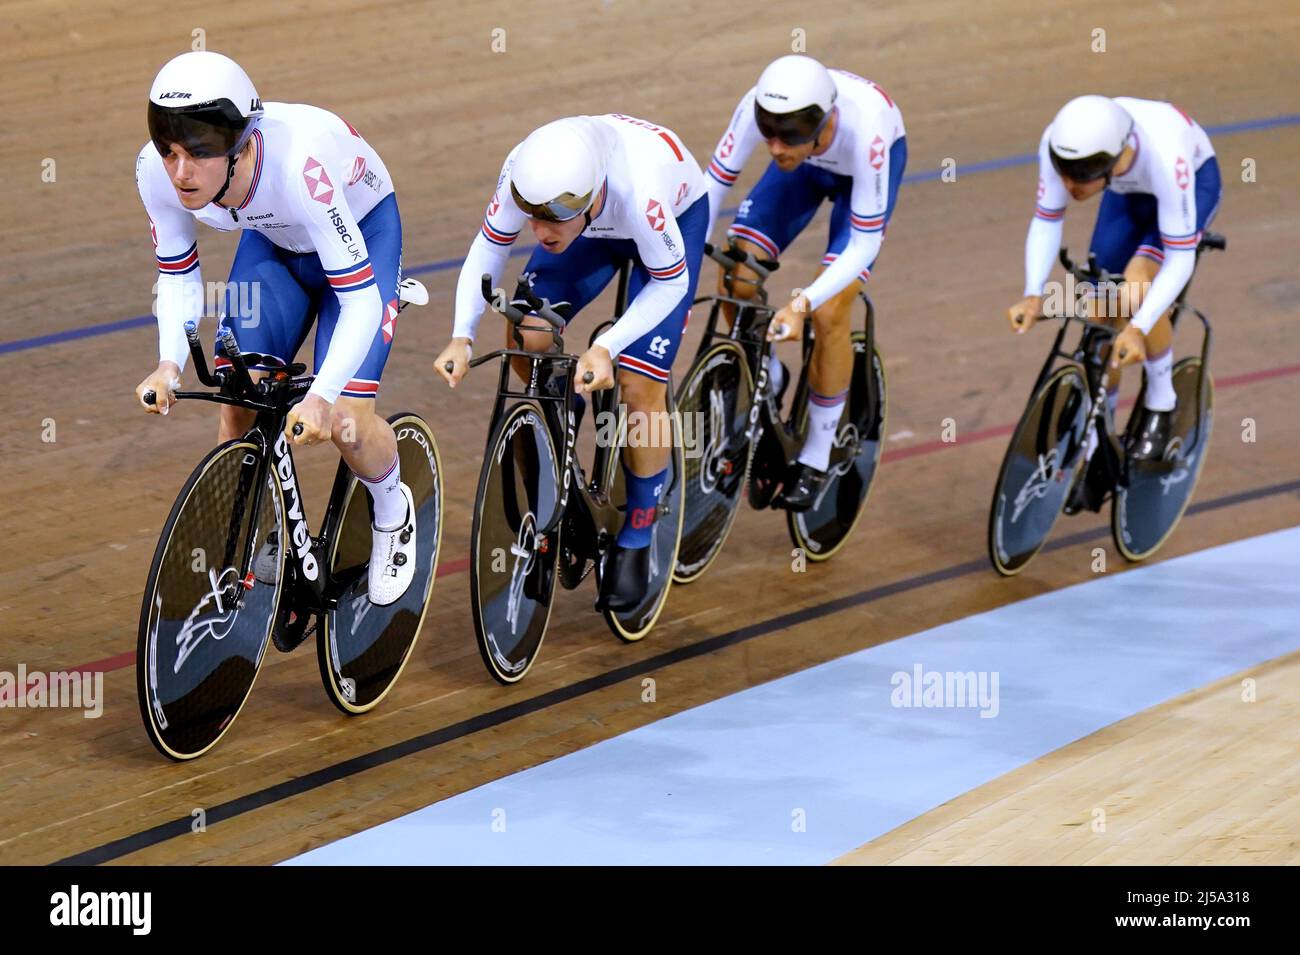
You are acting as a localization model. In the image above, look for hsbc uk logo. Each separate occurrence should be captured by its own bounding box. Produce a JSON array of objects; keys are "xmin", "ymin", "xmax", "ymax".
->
[
  {"xmin": 382, "ymin": 299, "xmax": 399, "ymax": 344},
  {"xmin": 645, "ymin": 199, "xmax": 666, "ymax": 232},
  {"xmin": 347, "ymin": 156, "xmax": 367, "ymax": 187},
  {"xmin": 1174, "ymin": 156, "xmax": 1190, "ymax": 190},
  {"xmin": 303, "ymin": 157, "xmax": 334, "ymax": 204},
  {"xmin": 869, "ymin": 135, "xmax": 886, "ymax": 171}
]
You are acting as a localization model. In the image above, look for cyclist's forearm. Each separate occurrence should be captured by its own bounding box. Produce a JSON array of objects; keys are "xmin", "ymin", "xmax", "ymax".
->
[
  {"xmin": 803, "ymin": 231, "xmax": 880, "ymax": 310},
  {"xmin": 1130, "ymin": 249, "xmax": 1193, "ymax": 335},
  {"xmin": 453, "ymin": 233, "xmax": 512, "ymax": 343},
  {"xmin": 310, "ymin": 285, "xmax": 383, "ymax": 403},
  {"xmin": 704, "ymin": 180, "xmax": 729, "ymax": 240},
  {"xmin": 154, "ymin": 271, "xmax": 203, "ymax": 371},
  {"xmin": 593, "ymin": 277, "xmax": 685, "ymax": 359},
  {"xmin": 1023, "ymin": 215, "xmax": 1061, "ymax": 297}
]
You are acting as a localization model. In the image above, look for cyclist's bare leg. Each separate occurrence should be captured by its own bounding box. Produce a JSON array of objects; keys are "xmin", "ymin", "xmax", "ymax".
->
[
  {"xmin": 1084, "ymin": 255, "xmax": 1173, "ymax": 385},
  {"xmin": 217, "ymin": 370, "xmax": 266, "ymax": 442},
  {"xmin": 616, "ymin": 371, "xmax": 670, "ymax": 477},
  {"xmin": 1121, "ymin": 255, "xmax": 1173, "ymax": 353},
  {"xmin": 217, "ymin": 369, "xmax": 395, "ymax": 479},
  {"xmin": 506, "ymin": 315, "xmax": 564, "ymax": 378},
  {"xmin": 806, "ymin": 268, "xmax": 863, "ymax": 399},
  {"xmin": 332, "ymin": 396, "xmax": 398, "ymax": 480}
]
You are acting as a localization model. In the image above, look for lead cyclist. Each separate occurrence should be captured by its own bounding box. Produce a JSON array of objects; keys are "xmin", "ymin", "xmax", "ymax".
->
[{"xmin": 133, "ymin": 51, "xmax": 416, "ymax": 605}]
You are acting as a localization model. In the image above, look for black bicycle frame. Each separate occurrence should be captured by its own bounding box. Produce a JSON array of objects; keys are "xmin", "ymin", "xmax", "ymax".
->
[
  {"xmin": 692, "ymin": 242, "xmax": 880, "ymax": 447},
  {"xmin": 167, "ymin": 322, "xmax": 349, "ymax": 615},
  {"xmin": 1030, "ymin": 240, "xmax": 1218, "ymax": 466}
]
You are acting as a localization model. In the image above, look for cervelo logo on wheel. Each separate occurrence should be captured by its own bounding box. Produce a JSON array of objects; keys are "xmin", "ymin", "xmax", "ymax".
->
[
  {"xmin": 303, "ymin": 157, "xmax": 334, "ymax": 204},
  {"xmin": 645, "ymin": 199, "xmax": 666, "ymax": 232},
  {"xmin": 869, "ymin": 135, "xmax": 886, "ymax": 170},
  {"xmin": 273, "ymin": 433, "xmax": 319, "ymax": 580}
]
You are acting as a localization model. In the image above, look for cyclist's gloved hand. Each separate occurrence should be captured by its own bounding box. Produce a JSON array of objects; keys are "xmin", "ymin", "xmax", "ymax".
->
[
  {"xmin": 1110, "ymin": 322, "xmax": 1147, "ymax": 370},
  {"xmin": 575, "ymin": 345, "xmax": 614, "ymax": 395},
  {"xmin": 286, "ymin": 393, "xmax": 333, "ymax": 447},
  {"xmin": 435, "ymin": 338, "xmax": 473, "ymax": 388},
  {"xmin": 767, "ymin": 294, "xmax": 811, "ymax": 343},
  {"xmin": 137, "ymin": 361, "xmax": 181, "ymax": 415},
  {"xmin": 1008, "ymin": 296, "xmax": 1042, "ymax": 335}
]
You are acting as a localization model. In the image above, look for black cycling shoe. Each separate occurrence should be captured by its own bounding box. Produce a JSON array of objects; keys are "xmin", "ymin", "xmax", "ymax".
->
[
  {"xmin": 596, "ymin": 541, "xmax": 651, "ymax": 612},
  {"xmin": 1126, "ymin": 406, "xmax": 1175, "ymax": 463},
  {"xmin": 774, "ymin": 462, "xmax": 829, "ymax": 512},
  {"xmin": 1063, "ymin": 452, "xmax": 1110, "ymax": 515}
]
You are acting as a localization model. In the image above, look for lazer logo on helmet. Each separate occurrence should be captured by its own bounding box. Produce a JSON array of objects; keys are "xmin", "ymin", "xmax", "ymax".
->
[
  {"xmin": 273, "ymin": 433, "xmax": 318, "ymax": 581},
  {"xmin": 158, "ymin": 91, "xmax": 192, "ymax": 100}
]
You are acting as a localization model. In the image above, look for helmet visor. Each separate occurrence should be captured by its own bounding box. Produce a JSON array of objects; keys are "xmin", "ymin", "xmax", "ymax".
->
[
  {"xmin": 510, "ymin": 180, "xmax": 595, "ymax": 223},
  {"xmin": 754, "ymin": 103, "xmax": 829, "ymax": 146},
  {"xmin": 1049, "ymin": 148, "xmax": 1118, "ymax": 183},
  {"xmin": 149, "ymin": 100, "xmax": 249, "ymax": 159}
]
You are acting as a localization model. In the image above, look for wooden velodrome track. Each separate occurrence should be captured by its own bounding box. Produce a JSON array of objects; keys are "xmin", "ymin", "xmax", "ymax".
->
[{"xmin": 0, "ymin": 0, "xmax": 1296, "ymax": 865}]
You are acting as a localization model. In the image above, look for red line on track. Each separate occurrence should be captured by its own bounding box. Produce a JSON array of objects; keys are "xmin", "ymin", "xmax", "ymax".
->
[{"xmin": 14, "ymin": 360, "xmax": 1299, "ymax": 682}]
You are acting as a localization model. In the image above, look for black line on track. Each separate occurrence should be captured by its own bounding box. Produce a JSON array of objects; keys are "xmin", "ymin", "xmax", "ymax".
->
[{"xmin": 53, "ymin": 476, "xmax": 1300, "ymax": 865}]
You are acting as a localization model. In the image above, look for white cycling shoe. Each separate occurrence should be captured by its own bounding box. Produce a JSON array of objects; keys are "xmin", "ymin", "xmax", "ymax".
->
[{"xmin": 368, "ymin": 482, "xmax": 417, "ymax": 606}]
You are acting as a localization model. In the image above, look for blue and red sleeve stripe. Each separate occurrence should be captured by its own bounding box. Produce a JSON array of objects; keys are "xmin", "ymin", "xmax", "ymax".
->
[
  {"xmin": 1161, "ymin": 230, "xmax": 1199, "ymax": 251},
  {"xmin": 851, "ymin": 211, "xmax": 886, "ymax": 233},
  {"xmin": 157, "ymin": 242, "xmax": 199, "ymax": 275},
  {"xmin": 325, "ymin": 259, "xmax": 376, "ymax": 293},
  {"xmin": 481, "ymin": 218, "xmax": 518, "ymax": 247},
  {"xmin": 647, "ymin": 257, "xmax": 687, "ymax": 281},
  {"xmin": 1035, "ymin": 205, "xmax": 1065, "ymax": 221},
  {"xmin": 707, "ymin": 157, "xmax": 740, "ymax": 187}
]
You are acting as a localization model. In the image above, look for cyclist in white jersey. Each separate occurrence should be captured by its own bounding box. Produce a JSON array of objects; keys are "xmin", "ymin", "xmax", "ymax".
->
[
  {"xmin": 702, "ymin": 55, "xmax": 907, "ymax": 510},
  {"xmin": 435, "ymin": 114, "xmax": 708, "ymax": 610},
  {"xmin": 1008, "ymin": 95, "xmax": 1221, "ymax": 488},
  {"xmin": 133, "ymin": 51, "xmax": 417, "ymax": 605}
]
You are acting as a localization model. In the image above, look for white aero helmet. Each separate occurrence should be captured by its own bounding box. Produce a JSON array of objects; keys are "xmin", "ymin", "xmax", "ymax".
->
[
  {"xmin": 509, "ymin": 118, "xmax": 607, "ymax": 223},
  {"xmin": 754, "ymin": 54, "xmax": 837, "ymax": 145},
  {"xmin": 1048, "ymin": 95, "xmax": 1134, "ymax": 183},
  {"xmin": 148, "ymin": 51, "xmax": 264, "ymax": 161}
]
